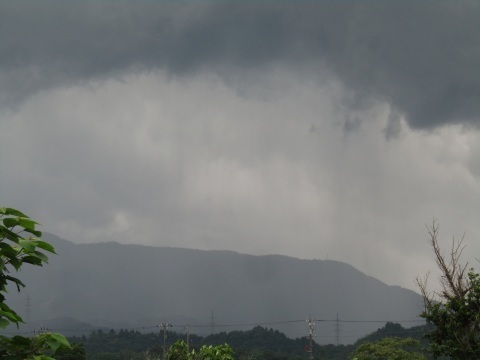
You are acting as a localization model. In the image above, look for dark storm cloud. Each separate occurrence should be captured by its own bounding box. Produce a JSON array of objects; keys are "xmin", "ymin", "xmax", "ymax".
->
[{"xmin": 1, "ymin": 1, "xmax": 479, "ymax": 129}]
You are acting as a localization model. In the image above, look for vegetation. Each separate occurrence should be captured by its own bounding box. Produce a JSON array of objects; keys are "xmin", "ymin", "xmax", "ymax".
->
[
  {"xmin": 62, "ymin": 323, "xmax": 438, "ymax": 360},
  {"xmin": 354, "ymin": 322, "xmax": 432, "ymax": 349},
  {"xmin": 417, "ymin": 221, "xmax": 480, "ymax": 359},
  {"xmin": 66, "ymin": 323, "xmax": 436, "ymax": 359},
  {"xmin": 67, "ymin": 326, "xmax": 351, "ymax": 359},
  {"xmin": 0, "ymin": 206, "xmax": 71, "ymax": 359},
  {"xmin": 349, "ymin": 337, "xmax": 426, "ymax": 360},
  {"xmin": 165, "ymin": 340, "xmax": 234, "ymax": 360}
]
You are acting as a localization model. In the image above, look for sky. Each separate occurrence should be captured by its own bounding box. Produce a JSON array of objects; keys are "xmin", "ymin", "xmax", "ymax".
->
[{"xmin": 1, "ymin": 0, "xmax": 480, "ymax": 292}]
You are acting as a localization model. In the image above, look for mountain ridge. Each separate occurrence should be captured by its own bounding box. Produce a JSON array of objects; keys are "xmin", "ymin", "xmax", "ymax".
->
[{"xmin": 7, "ymin": 233, "xmax": 424, "ymax": 344}]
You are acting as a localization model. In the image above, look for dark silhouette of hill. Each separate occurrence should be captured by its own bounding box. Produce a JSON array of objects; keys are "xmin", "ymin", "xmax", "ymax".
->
[
  {"xmin": 66, "ymin": 322, "xmax": 433, "ymax": 359},
  {"xmin": 7, "ymin": 233, "xmax": 424, "ymax": 344}
]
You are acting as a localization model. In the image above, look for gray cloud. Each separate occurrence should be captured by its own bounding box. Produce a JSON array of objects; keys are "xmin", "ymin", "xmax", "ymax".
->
[
  {"xmin": 2, "ymin": 70, "xmax": 479, "ymax": 290},
  {"xmin": 1, "ymin": 1, "xmax": 479, "ymax": 129},
  {"xmin": 1, "ymin": 1, "xmax": 480, "ymax": 292}
]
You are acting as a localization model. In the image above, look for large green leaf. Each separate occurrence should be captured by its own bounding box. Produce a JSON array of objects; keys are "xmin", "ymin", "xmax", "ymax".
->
[
  {"xmin": 4, "ymin": 275, "xmax": 25, "ymax": 291},
  {"xmin": 0, "ymin": 303, "xmax": 22, "ymax": 323},
  {"xmin": 8, "ymin": 258, "xmax": 22, "ymax": 271},
  {"xmin": 3, "ymin": 208, "xmax": 28, "ymax": 217},
  {"xmin": 18, "ymin": 217, "xmax": 39, "ymax": 231},
  {"xmin": 0, "ymin": 309, "xmax": 21, "ymax": 322},
  {"xmin": 0, "ymin": 245, "xmax": 20, "ymax": 260},
  {"xmin": 2, "ymin": 217, "xmax": 19, "ymax": 229},
  {"xmin": 0, "ymin": 226, "xmax": 21, "ymax": 242},
  {"xmin": 0, "ymin": 318, "xmax": 9, "ymax": 329},
  {"xmin": 19, "ymin": 239, "xmax": 37, "ymax": 253},
  {"xmin": 35, "ymin": 241, "xmax": 56, "ymax": 254},
  {"xmin": 20, "ymin": 256, "xmax": 43, "ymax": 266},
  {"xmin": 23, "ymin": 228, "xmax": 42, "ymax": 237},
  {"xmin": 32, "ymin": 251, "xmax": 49, "ymax": 263},
  {"xmin": 45, "ymin": 333, "xmax": 71, "ymax": 352}
]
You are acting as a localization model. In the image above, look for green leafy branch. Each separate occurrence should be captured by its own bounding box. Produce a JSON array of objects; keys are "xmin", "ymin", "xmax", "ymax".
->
[
  {"xmin": 164, "ymin": 340, "xmax": 235, "ymax": 360},
  {"xmin": 0, "ymin": 206, "xmax": 72, "ymax": 358}
]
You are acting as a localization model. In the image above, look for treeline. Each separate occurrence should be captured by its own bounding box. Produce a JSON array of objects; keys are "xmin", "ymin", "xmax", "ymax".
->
[
  {"xmin": 66, "ymin": 322, "xmax": 431, "ymax": 360},
  {"xmin": 203, "ymin": 326, "xmax": 352, "ymax": 360},
  {"xmin": 67, "ymin": 327, "xmax": 350, "ymax": 360},
  {"xmin": 355, "ymin": 322, "xmax": 434, "ymax": 348}
]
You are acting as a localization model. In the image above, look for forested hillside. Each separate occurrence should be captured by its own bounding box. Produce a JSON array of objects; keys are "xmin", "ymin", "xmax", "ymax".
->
[
  {"xmin": 67, "ymin": 322, "xmax": 432, "ymax": 360},
  {"xmin": 8, "ymin": 233, "xmax": 424, "ymax": 343}
]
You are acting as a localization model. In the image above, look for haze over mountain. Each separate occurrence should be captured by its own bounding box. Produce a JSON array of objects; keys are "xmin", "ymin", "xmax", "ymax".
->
[{"xmin": 8, "ymin": 233, "xmax": 424, "ymax": 344}]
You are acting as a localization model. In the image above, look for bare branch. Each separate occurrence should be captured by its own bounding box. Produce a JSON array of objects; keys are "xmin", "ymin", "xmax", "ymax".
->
[
  {"xmin": 425, "ymin": 220, "xmax": 469, "ymax": 300},
  {"xmin": 416, "ymin": 272, "xmax": 433, "ymax": 310}
]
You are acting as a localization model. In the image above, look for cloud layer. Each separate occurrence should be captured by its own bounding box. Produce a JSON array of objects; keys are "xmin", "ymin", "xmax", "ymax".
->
[
  {"xmin": 1, "ymin": 1, "xmax": 480, "ymax": 291},
  {"xmin": 2, "ymin": 1, "xmax": 480, "ymax": 128}
]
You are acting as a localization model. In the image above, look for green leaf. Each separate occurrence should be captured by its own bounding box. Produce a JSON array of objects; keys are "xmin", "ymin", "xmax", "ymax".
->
[
  {"xmin": 0, "ymin": 226, "xmax": 21, "ymax": 242},
  {"xmin": 23, "ymin": 228, "xmax": 42, "ymax": 237},
  {"xmin": 18, "ymin": 217, "xmax": 39, "ymax": 231},
  {"xmin": 35, "ymin": 241, "xmax": 56, "ymax": 254},
  {"xmin": 9, "ymin": 258, "xmax": 22, "ymax": 271},
  {"xmin": 0, "ymin": 304, "xmax": 23, "ymax": 324},
  {"xmin": 45, "ymin": 333, "xmax": 71, "ymax": 352},
  {"xmin": 33, "ymin": 250, "xmax": 49, "ymax": 263},
  {"xmin": 2, "ymin": 217, "xmax": 19, "ymax": 228},
  {"xmin": 4, "ymin": 208, "xmax": 28, "ymax": 217},
  {"xmin": 0, "ymin": 318, "xmax": 9, "ymax": 329},
  {"xmin": 0, "ymin": 309, "xmax": 22, "ymax": 322},
  {"xmin": 19, "ymin": 239, "xmax": 37, "ymax": 253},
  {"xmin": 20, "ymin": 256, "xmax": 43, "ymax": 266},
  {"xmin": 4, "ymin": 275, "xmax": 25, "ymax": 291}
]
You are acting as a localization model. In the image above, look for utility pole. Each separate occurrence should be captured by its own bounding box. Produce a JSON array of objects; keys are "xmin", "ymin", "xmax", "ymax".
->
[
  {"xmin": 185, "ymin": 324, "xmax": 190, "ymax": 351},
  {"xmin": 159, "ymin": 323, "xmax": 172, "ymax": 358},
  {"xmin": 35, "ymin": 325, "xmax": 49, "ymax": 334},
  {"xmin": 306, "ymin": 317, "xmax": 315, "ymax": 360}
]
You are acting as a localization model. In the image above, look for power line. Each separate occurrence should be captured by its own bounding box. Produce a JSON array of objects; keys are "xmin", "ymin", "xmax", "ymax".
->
[{"xmin": 0, "ymin": 317, "xmax": 426, "ymax": 337}]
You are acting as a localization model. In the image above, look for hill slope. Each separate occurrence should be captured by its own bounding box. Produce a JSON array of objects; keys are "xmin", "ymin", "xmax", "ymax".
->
[{"xmin": 7, "ymin": 233, "xmax": 424, "ymax": 343}]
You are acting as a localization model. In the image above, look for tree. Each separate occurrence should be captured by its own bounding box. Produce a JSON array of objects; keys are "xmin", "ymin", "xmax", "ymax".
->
[
  {"xmin": 164, "ymin": 340, "xmax": 235, "ymax": 360},
  {"xmin": 0, "ymin": 206, "xmax": 71, "ymax": 359},
  {"xmin": 349, "ymin": 337, "xmax": 426, "ymax": 360},
  {"xmin": 55, "ymin": 342, "xmax": 87, "ymax": 360},
  {"xmin": 416, "ymin": 220, "xmax": 480, "ymax": 359}
]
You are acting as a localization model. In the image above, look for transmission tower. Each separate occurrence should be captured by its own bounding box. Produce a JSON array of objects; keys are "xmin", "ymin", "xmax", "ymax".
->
[
  {"xmin": 210, "ymin": 310, "xmax": 215, "ymax": 335},
  {"xmin": 334, "ymin": 313, "xmax": 342, "ymax": 345},
  {"xmin": 25, "ymin": 294, "xmax": 32, "ymax": 323},
  {"xmin": 306, "ymin": 317, "xmax": 315, "ymax": 360},
  {"xmin": 185, "ymin": 324, "xmax": 190, "ymax": 351}
]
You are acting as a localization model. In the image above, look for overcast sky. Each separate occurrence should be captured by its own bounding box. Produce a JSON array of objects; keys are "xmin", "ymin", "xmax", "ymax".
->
[{"xmin": 1, "ymin": 0, "xmax": 480, "ymax": 291}]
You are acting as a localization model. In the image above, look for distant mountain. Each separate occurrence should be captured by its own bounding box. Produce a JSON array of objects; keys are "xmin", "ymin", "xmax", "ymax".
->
[{"xmin": 6, "ymin": 233, "xmax": 425, "ymax": 344}]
